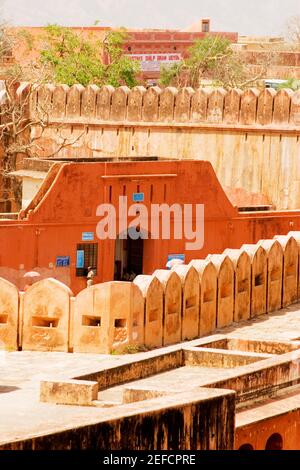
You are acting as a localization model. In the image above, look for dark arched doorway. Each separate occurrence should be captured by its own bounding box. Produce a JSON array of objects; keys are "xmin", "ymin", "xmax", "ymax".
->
[
  {"xmin": 265, "ymin": 433, "xmax": 283, "ymax": 450},
  {"xmin": 114, "ymin": 228, "xmax": 144, "ymax": 281},
  {"xmin": 239, "ymin": 444, "xmax": 254, "ymax": 450}
]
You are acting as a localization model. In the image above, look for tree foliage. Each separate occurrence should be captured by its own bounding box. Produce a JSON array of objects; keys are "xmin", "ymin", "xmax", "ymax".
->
[
  {"xmin": 39, "ymin": 25, "xmax": 140, "ymax": 88},
  {"xmin": 278, "ymin": 78, "xmax": 300, "ymax": 91},
  {"xmin": 160, "ymin": 35, "xmax": 267, "ymax": 89}
]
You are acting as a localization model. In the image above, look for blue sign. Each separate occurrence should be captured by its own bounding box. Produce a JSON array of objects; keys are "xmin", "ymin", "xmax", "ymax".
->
[
  {"xmin": 167, "ymin": 254, "xmax": 185, "ymax": 263},
  {"xmin": 133, "ymin": 192, "xmax": 144, "ymax": 202},
  {"xmin": 56, "ymin": 256, "xmax": 70, "ymax": 267},
  {"xmin": 82, "ymin": 232, "xmax": 94, "ymax": 241},
  {"xmin": 76, "ymin": 250, "xmax": 85, "ymax": 268},
  {"xmin": 166, "ymin": 254, "xmax": 185, "ymax": 269}
]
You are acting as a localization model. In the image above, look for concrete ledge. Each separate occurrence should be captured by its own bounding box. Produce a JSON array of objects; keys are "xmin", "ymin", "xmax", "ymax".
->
[
  {"xmin": 40, "ymin": 379, "xmax": 98, "ymax": 406},
  {"xmin": 184, "ymin": 347, "xmax": 273, "ymax": 368}
]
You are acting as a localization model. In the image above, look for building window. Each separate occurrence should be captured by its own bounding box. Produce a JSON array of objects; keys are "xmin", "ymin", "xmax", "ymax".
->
[
  {"xmin": 265, "ymin": 433, "xmax": 283, "ymax": 450},
  {"xmin": 202, "ymin": 21, "xmax": 210, "ymax": 33},
  {"xmin": 76, "ymin": 243, "xmax": 98, "ymax": 277}
]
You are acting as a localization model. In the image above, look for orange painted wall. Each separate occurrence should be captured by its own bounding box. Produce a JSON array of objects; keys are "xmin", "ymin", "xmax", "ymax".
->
[
  {"xmin": 236, "ymin": 409, "xmax": 300, "ymax": 450},
  {"xmin": 1, "ymin": 160, "xmax": 300, "ymax": 294}
]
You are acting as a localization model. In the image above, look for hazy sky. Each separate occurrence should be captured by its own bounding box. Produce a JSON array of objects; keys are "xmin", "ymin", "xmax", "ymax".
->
[{"xmin": 0, "ymin": 0, "xmax": 299, "ymax": 36}]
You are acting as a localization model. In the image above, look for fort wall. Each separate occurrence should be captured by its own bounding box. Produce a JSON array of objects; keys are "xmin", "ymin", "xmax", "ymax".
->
[
  {"xmin": 1, "ymin": 231, "xmax": 300, "ymax": 354},
  {"xmin": 28, "ymin": 84, "xmax": 300, "ymax": 210}
]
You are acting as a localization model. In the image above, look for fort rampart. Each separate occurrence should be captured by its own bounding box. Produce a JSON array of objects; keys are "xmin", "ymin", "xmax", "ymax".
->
[{"xmin": 1, "ymin": 231, "xmax": 300, "ymax": 354}]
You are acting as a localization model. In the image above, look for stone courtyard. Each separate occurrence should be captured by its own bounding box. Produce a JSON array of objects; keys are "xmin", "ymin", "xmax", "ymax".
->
[{"xmin": 2, "ymin": 302, "xmax": 300, "ymax": 449}]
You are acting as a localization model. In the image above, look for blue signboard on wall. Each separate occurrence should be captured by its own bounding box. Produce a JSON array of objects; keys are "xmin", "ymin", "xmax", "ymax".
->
[
  {"xmin": 82, "ymin": 232, "xmax": 94, "ymax": 241},
  {"xmin": 76, "ymin": 250, "xmax": 85, "ymax": 268},
  {"xmin": 166, "ymin": 254, "xmax": 185, "ymax": 269},
  {"xmin": 56, "ymin": 256, "xmax": 70, "ymax": 267},
  {"xmin": 132, "ymin": 192, "xmax": 144, "ymax": 202}
]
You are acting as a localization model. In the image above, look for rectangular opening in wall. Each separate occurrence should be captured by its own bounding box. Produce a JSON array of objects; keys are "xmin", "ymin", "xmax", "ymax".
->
[
  {"xmin": 255, "ymin": 273, "xmax": 263, "ymax": 287},
  {"xmin": 238, "ymin": 279, "xmax": 248, "ymax": 294},
  {"xmin": 76, "ymin": 243, "xmax": 98, "ymax": 277},
  {"xmin": 186, "ymin": 296, "xmax": 196, "ymax": 309},
  {"xmin": 115, "ymin": 318, "xmax": 126, "ymax": 328},
  {"xmin": 32, "ymin": 317, "xmax": 59, "ymax": 328},
  {"xmin": 149, "ymin": 308, "xmax": 158, "ymax": 322},
  {"xmin": 0, "ymin": 314, "xmax": 8, "ymax": 324},
  {"xmin": 203, "ymin": 288, "xmax": 214, "ymax": 303},
  {"xmin": 220, "ymin": 284, "xmax": 231, "ymax": 299},
  {"xmin": 82, "ymin": 315, "xmax": 101, "ymax": 327}
]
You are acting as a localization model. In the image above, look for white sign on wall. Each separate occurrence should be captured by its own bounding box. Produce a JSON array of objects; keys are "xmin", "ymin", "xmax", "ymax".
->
[{"xmin": 127, "ymin": 53, "xmax": 182, "ymax": 72}]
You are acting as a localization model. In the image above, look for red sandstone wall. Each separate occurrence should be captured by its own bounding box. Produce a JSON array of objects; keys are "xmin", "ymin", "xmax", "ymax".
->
[
  {"xmin": 0, "ymin": 160, "xmax": 300, "ymax": 293},
  {"xmin": 236, "ymin": 409, "xmax": 300, "ymax": 450}
]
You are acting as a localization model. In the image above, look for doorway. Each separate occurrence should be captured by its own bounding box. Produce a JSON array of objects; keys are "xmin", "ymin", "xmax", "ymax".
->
[{"xmin": 114, "ymin": 229, "xmax": 144, "ymax": 281}]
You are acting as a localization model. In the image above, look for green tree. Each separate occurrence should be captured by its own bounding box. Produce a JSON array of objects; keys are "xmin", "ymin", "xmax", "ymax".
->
[
  {"xmin": 160, "ymin": 35, "xmax": 266, "ymax": 89},
  {"xmin": 39, "ymin": 24, "xmax": 140, "ymax": 88},
  {"xmin": 278, "ymin": 78, "xmax": 300, "ymax": 91}
]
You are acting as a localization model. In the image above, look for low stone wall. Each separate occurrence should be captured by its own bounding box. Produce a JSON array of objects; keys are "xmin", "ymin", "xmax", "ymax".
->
[
  {"xmin": 0, "ymin": 388, "xmax": 235, "ymax": 450},
  {"xmin": 1, "ymin": 231, "xmax": 300, "ymax": 354}
]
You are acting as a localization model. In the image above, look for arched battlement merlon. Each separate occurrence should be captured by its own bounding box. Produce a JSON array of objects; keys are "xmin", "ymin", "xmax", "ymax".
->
[
  {"xmin": 174, "ymin": 87, "xmax": 194, "ymax": 122},
  {"xmin": 223, "ymin": 248, "xmax": 251, "ymax": 322},
  {"xmin": 142, "ymin": 86, "xmax": 161, "ymax": 121},
  {"xmin": 81, "ymin": 84, "xmax": 99, "ymax": 118},
  {"xmin": 240, "ymin": 88, "xmax": 259, "ymax": 125},
  {"xmin": 206, "ymin": 254, "xmax": 234, "ymax": 328},
  {"xmin": 22, "ymin": 278, "xmax": 73, "ymax": 352},
  {"xmin": 273, "ymin": 88, "xmax": 293, "ymax": 125},
  {"xmin": 153, "ymin": 269, "xmax": 182, "ymax": 346},
  {"xmin": 241, "ymin": 244, "xmax": 267, "ymax": 317},
  {"xmin": 34, "ymin": 84, "xmax": 55, "ymax": 119},
  {"xmin": 258, "ymin": 239, "xmax": 283, "ymax": 313},
  {"xmin": 224, "ymin": 88, "xmax": 242, "ymax": 124},
  {"xmin": 274, "ymin": 235, "xmax": 298, "ymax": 307},
  {"xmin": 96, "ymin": 85, "xmax": 114, "ymax": 120},
  {"xmin": 290, "ymin": 90, "xmax": 300, "ymax": 126},
  {"xmin": 133, "ymin": 275, "xmax": 163, "ymax": 348},
  {"xmin": 51, "ymin": 84, "xmax": 69, "ymax": 119},
  {"xmin": 158, "ymin": 87, "xmax": 178, "ymax": 122},
  {"xmin": 0, "ymin": 277, "xmax": 19, "ymax": 351},
  {"xmin": 257, "ymin": 88, "xmax": 276, "ymax": 126},
  {"xmin": 66, "ymin": 84, "xmax": 85, "ymax": 118},
  {"xmin": 73, "ymin": 281, "xmax": 144, "ymax": 354},
  {"xmin": 207, "ymin": 87, "xmax": 226, "ymax": 123},
  {"xmin": 188, "ymin": 259, "xmax": 217, "ymax": 336},
  {"xmin": 190, "ymin": 87, "xmax": 211, "ymax": 122},
  {"xmin": 110, "ymin": 86, "xmax": 130, "ymax": 121},
  {"xmin": 171, "ymin": 264, "xmax": 199, "ymax": 340},
  {"xmin": 127, "ymin": 86, "xmax": 146, "ymax": 121}
]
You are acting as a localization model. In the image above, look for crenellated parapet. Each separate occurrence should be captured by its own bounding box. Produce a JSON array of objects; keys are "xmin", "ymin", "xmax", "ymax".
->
[
  {"xmin": 1, "ymin": 231, "xmax": 300, "ymax": 354},
  {"xmin": 26, "ymin": 84, "xmax": 300, "ymax": 128}
]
